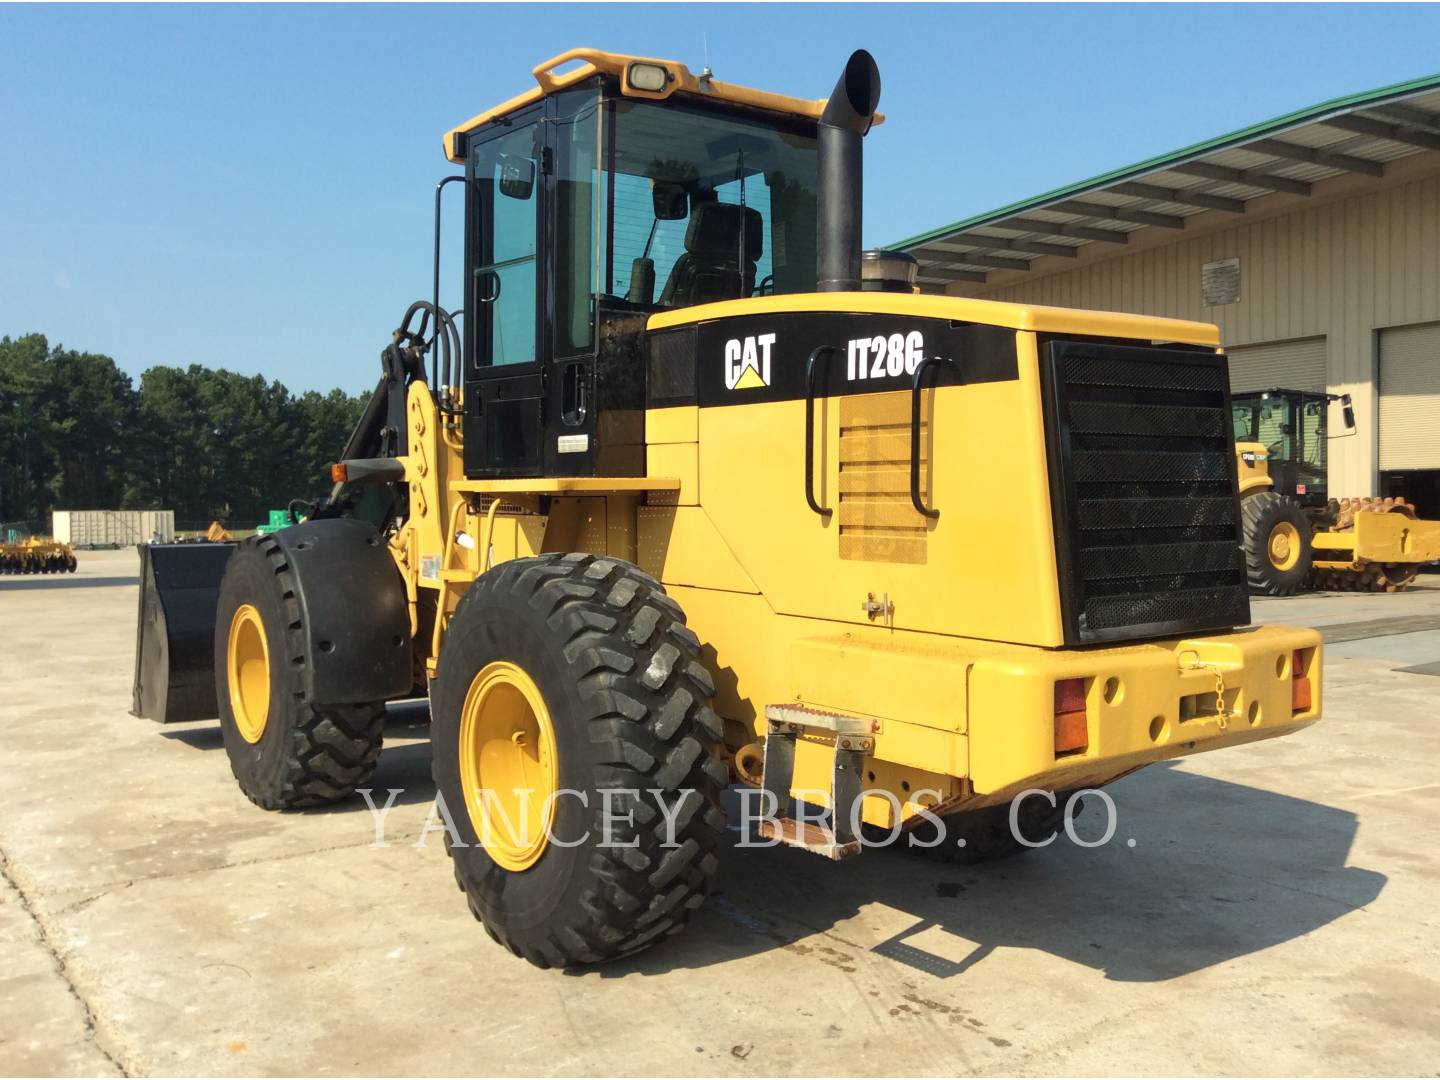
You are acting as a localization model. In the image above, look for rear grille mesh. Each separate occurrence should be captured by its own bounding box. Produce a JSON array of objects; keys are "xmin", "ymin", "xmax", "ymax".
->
[{"xmin": 1043, "ymin": 340, "xmax": 1250, "ymax": 643}]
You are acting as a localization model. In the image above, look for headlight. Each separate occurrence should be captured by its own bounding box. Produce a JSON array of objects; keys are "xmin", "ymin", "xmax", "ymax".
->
[{"xmin": 626, "ymin": 62, "xmax": 671, "ymax": 93}]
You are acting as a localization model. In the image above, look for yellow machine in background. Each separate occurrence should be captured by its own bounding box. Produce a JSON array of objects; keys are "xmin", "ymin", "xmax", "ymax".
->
[
  {"xmin": 136, "ymin": 48, "xmax": 1324, "ymax": 969},
  {"xmin": 0, "ymin": 536, "xmax": 77, "ymax": 574},
  {"xmin": 1233, "ymin": 387, "xmax": 1440, "ymax": 593}
]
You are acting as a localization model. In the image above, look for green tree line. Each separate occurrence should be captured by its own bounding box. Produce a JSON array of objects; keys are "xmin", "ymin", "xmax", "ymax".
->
[{"xmin": 0, "ymin": 333, "xmax": 368, "ymax": 533}]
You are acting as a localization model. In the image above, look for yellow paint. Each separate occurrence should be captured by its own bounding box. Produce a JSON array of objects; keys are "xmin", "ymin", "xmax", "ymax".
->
[
  {"xmin": 967, "ymin": 626, "xmax": 1321, "ymax": 797},
  {"xmin": 646, "ymin": 582, "xmax": 1321, "ymax": 828},
  {"xmin": 226, "ymin": 604, "xmax": 270, "ymax": 744},
  {"xmin": 443, "ymin": 47, "xmax": 877, "ymax": 162},
  {"xmin": 646, "ymin": 405, "xmax": 698, "ymax": 444},
  {"xmin": 1313, "ymin": 509, "xmax": 1440, "ymax": 567},
  {"xmin": 732, "ymin": 365, "xmax": 767, "ymax": 390},
  {"xmin": 1268, "ymin": 520, "xmax": 1303, "ymax": 571},
  {"xmin": 637, "ymin": 505, "xmax": 757, "ymax": 592},
  {"xmin": 644, "ymin": 442, "xmax": 698, "ymax": 505},
  {"xmin": 648, "ymin": 291, "xmax": 1222, "ymax": 346},
  {"xmin": 693, "ymin": 341, "xmax": 1065, "ymax": 645},
  {"xmin": 1235, "ymin": 441, "xmax": 1275, "ymax": 496},
  {"xmin": 457, "ymin": 660, "xmax": 558, "ymax": 871}
]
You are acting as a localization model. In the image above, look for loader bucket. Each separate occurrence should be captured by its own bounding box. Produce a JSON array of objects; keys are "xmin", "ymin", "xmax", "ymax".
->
[{"xmin": 132, "ymin": 542, "xmax": 236, "ymax": 724}]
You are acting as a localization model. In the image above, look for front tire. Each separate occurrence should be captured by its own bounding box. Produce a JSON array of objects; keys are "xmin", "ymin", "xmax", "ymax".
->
[
  {"xmin": 1242, "ymin": 491, "xmax": 1312, "ymax": 596},
  {"xmin": 214, "ymin": 535, "xmax": 387, "ymax": 809},
  {"xmin": 431, "ymin": 553, "xmax": 727, "ymax": 968}
]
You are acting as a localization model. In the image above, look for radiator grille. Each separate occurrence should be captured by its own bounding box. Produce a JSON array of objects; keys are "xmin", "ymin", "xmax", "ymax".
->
[{"xmin": 1042, "ymin": 340, "xmax": 1250, "ymax": 643}]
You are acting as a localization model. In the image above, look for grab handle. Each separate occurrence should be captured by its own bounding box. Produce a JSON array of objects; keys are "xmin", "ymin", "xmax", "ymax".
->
[
  {"xmin": 910, "ymin": 356, "xmax": 962, "ymax": 520},
  {"xmin": 805, "ymin": 345, "xmax": 839, "ymax": 517}
]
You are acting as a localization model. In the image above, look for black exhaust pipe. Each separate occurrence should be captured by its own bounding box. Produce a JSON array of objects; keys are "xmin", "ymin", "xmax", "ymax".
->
[{"xmin": 817, "ymin": 50, "xmax": 882, "ymax": 292}]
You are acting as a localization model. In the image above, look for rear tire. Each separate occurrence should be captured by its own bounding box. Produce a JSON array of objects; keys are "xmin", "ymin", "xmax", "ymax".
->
[
  {"xmin": 1242, "ymin": 491, "xmax": 1312, "ymax": 596},
  {"xmin": 431, "ymin": 553, "xmax": 727, "ymax": 968},
  {"xmin": 214, "ymin": 535, "xmax": 387, "ymax": 810}
]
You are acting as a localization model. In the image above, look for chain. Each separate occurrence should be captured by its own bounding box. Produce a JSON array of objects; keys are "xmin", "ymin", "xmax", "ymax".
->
[{"xmin": 1178, "ymin": 650, "xmax": 1230, "ymax": 729}]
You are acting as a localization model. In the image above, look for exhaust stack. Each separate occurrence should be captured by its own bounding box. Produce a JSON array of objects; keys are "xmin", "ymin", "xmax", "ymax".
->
[{"xmin": 817, "ymin": 50, "xmax": 882, "ymax": 292}]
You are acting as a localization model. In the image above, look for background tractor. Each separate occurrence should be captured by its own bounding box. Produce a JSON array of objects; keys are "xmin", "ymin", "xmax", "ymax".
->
[
  {"xmin": 1232, "ymin": 387, "xmax": 1440, "ymax": 594},
  {"xmin": 134, "ymin": 47, "xmax": 1324, "ymax": 968}
]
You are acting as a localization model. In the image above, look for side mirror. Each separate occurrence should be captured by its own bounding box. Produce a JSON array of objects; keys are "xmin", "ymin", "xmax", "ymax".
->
[
  {"xmin": 652, "ymin": 181, "xmax": 689, "ymax": 221},
  {"xmin": 498, "ymin": 155, "xmax": 536, "ymax": 200},
  {"xmin": 1340, "ymin": 392, "xmax": 1356, "ymax": 432}
]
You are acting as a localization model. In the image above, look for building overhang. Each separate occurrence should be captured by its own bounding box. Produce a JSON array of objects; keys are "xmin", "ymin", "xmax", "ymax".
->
[{"xmin": 893, "ymin": 72, "xmax": 1440, "ymax": 294}]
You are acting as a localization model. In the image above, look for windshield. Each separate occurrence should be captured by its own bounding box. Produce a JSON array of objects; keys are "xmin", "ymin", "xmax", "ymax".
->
[{"xmin": 601, "ymin": 96, "xmax": 818, "ymax": 309}]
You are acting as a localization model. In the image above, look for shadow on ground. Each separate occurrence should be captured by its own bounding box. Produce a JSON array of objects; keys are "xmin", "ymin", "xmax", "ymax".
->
[
  {"xmin": 150, "ymin": 705, "xmax": 1384, "ymax": 986},
  {"xmin": 0, "ymin": 575, "xmax": 138, "ymax": 590},
  {"xmin": 594, "ymin": 761, "xmax": 1385, "ymax": 983}
]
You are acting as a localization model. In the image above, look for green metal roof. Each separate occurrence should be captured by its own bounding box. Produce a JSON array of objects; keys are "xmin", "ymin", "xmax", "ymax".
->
[{"xmin": 893, "ymin": 69, "xmax": 1440, "ymax": 269}]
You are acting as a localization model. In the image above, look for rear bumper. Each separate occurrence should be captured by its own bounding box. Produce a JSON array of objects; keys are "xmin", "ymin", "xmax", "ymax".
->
[{"xmin": 966, "ymin": 624, "xmax": 1322, "ymax": 799}]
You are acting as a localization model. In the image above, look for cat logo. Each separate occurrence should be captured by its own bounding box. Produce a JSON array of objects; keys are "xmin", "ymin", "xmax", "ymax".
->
[{"xmin": 724, "ymin": 333, "xmax": 776, "ymax": 390}]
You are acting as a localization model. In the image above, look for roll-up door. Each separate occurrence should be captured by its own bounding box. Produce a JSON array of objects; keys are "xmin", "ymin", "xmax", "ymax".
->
[
  {"xmin": 1226, "ymin": 337, "xmax": 1328, "ymax": 395},
  {"xmin": 1379, "ymin": 322, "xmax": 1440, "ymax": 470}
]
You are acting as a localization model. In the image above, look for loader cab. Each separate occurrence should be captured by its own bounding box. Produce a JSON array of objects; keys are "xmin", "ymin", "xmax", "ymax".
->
[
  {"xmin": 1231, "ymin": 388, "xmax": 1331, "ymax": 506},
  {"xmin": 457, "ymin": 68, "xmax": 820, "ymax": 479}
]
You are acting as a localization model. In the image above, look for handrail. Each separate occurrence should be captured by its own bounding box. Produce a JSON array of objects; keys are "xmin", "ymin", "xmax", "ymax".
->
[
  {"xmin": 431, "ymin": 175, "xmax": 465, "ymax": 391},
  {"xmin": 910, "ymin": 356, "xmax": 962, "ymax": 520},
  {"xmin": 805, "ymin": 346, "xmax": 838, "ymax": 517}
]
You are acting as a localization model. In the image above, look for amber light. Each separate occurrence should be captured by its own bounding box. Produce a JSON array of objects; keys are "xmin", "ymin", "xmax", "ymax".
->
[
  {"xmin": 1054, "ymin": 678, "xmax": 1088, "ymax": 755},
  {"xmin": 330, "ymin": 462, "xmax": 348, "ymax": 483},
  {"xmin": 1291, "ymin": 650, "xmax": 1313, "ymax": 714}
]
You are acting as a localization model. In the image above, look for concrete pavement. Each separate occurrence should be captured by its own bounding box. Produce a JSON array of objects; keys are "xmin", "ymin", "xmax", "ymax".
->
[{"xmin": 2, "ymin": 550, "xmax": 1437, "ymax": 1075}]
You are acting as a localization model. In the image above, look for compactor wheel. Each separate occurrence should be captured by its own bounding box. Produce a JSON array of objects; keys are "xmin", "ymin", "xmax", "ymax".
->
[
  {"xmin": 214, "ymin": 535, "xmax": 386, "ymax": 810},
  {"xmin": 431, "ymin": 553, "xmax": 727, "ymax": 968},
  {"xmin": 1316, "ymin": 499, "xmax": 1421, "ymax": 592},
  {"xmin": 1242, "ymin": 491, "xmax": 1313, "ymax": 596}
]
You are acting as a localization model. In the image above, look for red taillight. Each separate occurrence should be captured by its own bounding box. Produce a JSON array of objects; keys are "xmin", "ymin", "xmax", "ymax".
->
[
  {"xmin": 1291, "ymin": 650, "xmax": 1313, "ymax": 713},
  {"xmin": 1054, "ymin": 678, "xmax": 1088, "ymax": 754}
]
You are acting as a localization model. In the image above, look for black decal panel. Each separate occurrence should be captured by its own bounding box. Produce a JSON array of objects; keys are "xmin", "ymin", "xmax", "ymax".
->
[{"xmin": 647, "ymin": 313, "xmax": 1019, "ymax": 408}]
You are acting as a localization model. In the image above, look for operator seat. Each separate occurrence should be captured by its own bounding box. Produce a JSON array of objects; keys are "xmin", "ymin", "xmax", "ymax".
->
[{"xmin": 659, "ymin": 202, "xmax": 763, "ymax": 308}]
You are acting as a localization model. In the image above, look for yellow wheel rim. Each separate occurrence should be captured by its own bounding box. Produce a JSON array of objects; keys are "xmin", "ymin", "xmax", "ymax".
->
[
  {"xmin": 458, "ymin": 661, "xmax": 558, "ymax": 871},
  {"xmin": 1268, "ymin": 521, "xmax": 1302, "ymax": 572},
  {"xmin": 227, "ymin": 604, "xmax": 270, "ymax": 744}
]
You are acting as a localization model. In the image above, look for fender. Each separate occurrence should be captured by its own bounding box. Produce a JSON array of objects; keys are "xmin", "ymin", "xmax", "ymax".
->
[{"xmin": 266, "ymin": 518, "xmax": 413, "ymax": 705}]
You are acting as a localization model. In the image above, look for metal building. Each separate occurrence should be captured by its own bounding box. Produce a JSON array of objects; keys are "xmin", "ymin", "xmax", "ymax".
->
[{"xmin": 897, "ymin": 73, "xmax": 1440, "ymax": 515}]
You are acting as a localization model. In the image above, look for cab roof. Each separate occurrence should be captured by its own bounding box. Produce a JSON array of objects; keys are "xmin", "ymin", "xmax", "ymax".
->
[{"xmin": 443, "ymin": 48, "xmax": 877, "ymax": 162}]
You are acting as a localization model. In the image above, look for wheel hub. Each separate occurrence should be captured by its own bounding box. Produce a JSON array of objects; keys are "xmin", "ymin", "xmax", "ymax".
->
[
  {"xmin": 458, "ymin": 661, "xmax": 558, "ymax": 870},
  {"xmin": 227, "ymin": 604, "xmax": 270, "ymax": 744},
  {"xmin": 1268, "ymin": 521, "xmax": 1301, "ymax": 571}
]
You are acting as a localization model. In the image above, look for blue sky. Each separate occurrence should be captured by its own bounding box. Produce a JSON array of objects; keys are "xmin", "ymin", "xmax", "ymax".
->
[{"xmin": 3, "ymin": 3, "xmax": 1438, "ymax": 394}]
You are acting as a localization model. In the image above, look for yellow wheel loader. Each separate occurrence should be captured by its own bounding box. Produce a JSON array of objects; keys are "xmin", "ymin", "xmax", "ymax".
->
[
  {"xmin": 134, "ymin": 48, "xmax": 1325, "ymax": 968},
  {"xmin": 1233, "ymin": 387, "xmax": 1440, "ymax": 594}
]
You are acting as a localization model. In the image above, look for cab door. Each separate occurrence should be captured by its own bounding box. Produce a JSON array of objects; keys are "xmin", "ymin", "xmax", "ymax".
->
[{"xmin": 463, "ymin": 107, "xmax": 545, "ymax": 477}]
